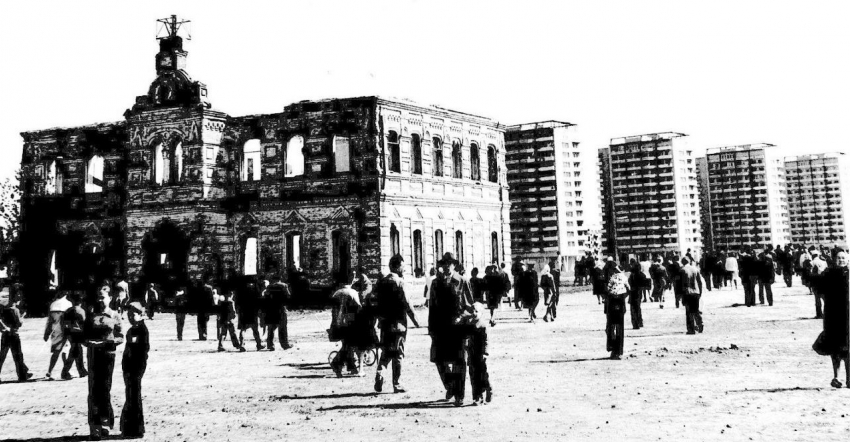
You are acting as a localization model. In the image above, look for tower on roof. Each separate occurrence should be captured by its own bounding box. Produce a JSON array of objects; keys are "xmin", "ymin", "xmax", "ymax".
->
[{"xmin": 155, "ymin": 15, "xmax": 191, "ymax": 74}]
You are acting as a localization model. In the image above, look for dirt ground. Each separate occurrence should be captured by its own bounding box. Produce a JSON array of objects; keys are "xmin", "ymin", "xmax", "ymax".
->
[{"xmin": 1, "ymin": 278, "xmax": 849, "ymax": 441}]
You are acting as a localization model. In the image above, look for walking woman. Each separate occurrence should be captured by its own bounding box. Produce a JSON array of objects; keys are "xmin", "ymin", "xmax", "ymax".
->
[
  {"xmin": 483, "ymin": 265, "xmax": 504, "ymax": 326},
  {"xmin": 85, "ymin": 284, "xmax": 124, "ymax": 440},
  {"xmin": 541, "ymin": 265, "xmax": 558, "ymax": 322},
  {"xmin": 605, "ymin": 264, "xmax": 630, "ymax": 360},
  {"xmin": 814, "ymin": 251, "xmax": 849, "ymax": 388}
]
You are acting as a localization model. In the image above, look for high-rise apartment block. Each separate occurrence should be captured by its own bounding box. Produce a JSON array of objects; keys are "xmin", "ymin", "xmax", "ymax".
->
[
  {"xmin": 785, "ymin": 152, "xmax": 850, "ymax": 248},
  {"xmin": 505, "ymin": 121, "xmax": 593, "ymax": 272},
  {"xmin": 599, "ymin": 132, "xmax": 702, "ymax": 261},
  {"xmin": 704, "ymin": 144, "xmax": 790, "ymax": 251}
]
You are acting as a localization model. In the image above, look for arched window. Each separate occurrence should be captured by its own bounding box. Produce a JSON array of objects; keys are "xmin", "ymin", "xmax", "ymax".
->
[
  {"xmin": 153, "ymin": 143, "xmax": 168, "ymax": 185},
  {"xmin": 285, "ymin": 232, "xmax": 302, "ymax": 269},
  {"xmin": 413, "ymin": 229, "xmax": 424, "ymax": 276},
  {"xmin": 242, "ymin": 139, "xmax": 262, "ymax": 182},
  {"xmin": 244, "ymin": 237, "xmax": 258, "ymax": 276},
  {"xmin": 432, "ymin": 137, "xmax": 443, "ymax": 177},
  {"xmin": 85, "ymin": 155, "xmax": 104, "ymax": 193},
  {"xmin": 388, "ymin": 131, "xmax": 400, "ymax": 173},
  {"xmin": 434, "ymin": 229, "xmax": 444, "ymax": 259},
  {"xmin": 285, "ymin": 136, "xmax": 305, "ymax": 178},
  {"xmin": 411, "ymin": 134, "xmax": 422, "ymax": 175},
  {"xmin": 390, "ymin": 224, "xmax": 401, "ymax": 256},
  {"xmin": 333, "ymin": 136, "xmax": 351, "ymax": 173},
  {"xmin": 452, "ymin": 141, "xmax": 463, "ymax": 179},
  {"xmin": 491, "ymin": 232, "xmax": 499, "ymax": 263},
  {"xmin": 455, "ymin": 230, "xmax": 464, "ymax": 265},
  {"xmin": 470, "ymin": 143, "xmax": 480, "ymax": 181},
  {"xmin": 487, "ymin": 145, "xmax": 498, "ymax": 183},
  {"xmin": 171, "ymin": 142, "xmax": 183, "ymax": 183}
]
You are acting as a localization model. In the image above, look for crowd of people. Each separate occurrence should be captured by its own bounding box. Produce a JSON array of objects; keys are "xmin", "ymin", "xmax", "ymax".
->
[{"xmin": 1, "ymin": 242, "xmax": 849, "ymax": 439}]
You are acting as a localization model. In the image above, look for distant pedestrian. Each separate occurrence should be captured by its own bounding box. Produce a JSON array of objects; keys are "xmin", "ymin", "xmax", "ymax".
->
[
  {"xmin": 724, "ymin": 253, "xmax": 739, "ymax": 290},
  {"xmin": 330, "ymin": 282, "xmax": 362, "ymax": 377},
  {"xmin": 739, "ymin": 250, "xmax": 758, "ymax": 307},
  {"xmin": 120, "ymin": 302, "xmax": 149, "ymax": 439},
  {"xmin": 264, "ymin": 276, "xmax": 292, "ymax": 351},
  {"xmin": 591, "ymin": 259, "xmax": 607, "ymax": 305},
  {"xmin": 195, "ymin": 278, "xmax": 212, "ymax": 341},
  {"xmin": 373, "ymin": 255, "xmax": 419, "ymax": 394},
  {"xmin": 216, "ymin": 290, "xmax": 244, "ymax": 352},
  {"xmin": 541, "ymin": 265, "xmax": 558, "ymax": 322},
  {"xmin": 627, "ymin": 270, "xmax": 643, "ymax": 330},
  {"xmin": 649, "ymin": 256, "xmax": 668, "ymax": 303},
  {"xmin": 236, "ymin": 279, "xmax": 264, "ymax": 351},
  {"xmin": 605, "ymin": 265, "xmax": 630, "ymax": 360},
  {"xmin": 173, "ymin": 287, "xmax": 188, "ymax": 341},
  {"xmin": 681, "ymin": 258, "xmax": 704, "ymax": 334},
  {"xmin": 143, "ymin": 284, "xmax": 158, "ymax": 320},
  {"xmin": 61, "ymin": 292, "xmax": 88, "ymax": 380},
  {"xmin": 758, "ymin": 251, "xmax": 775, "ymax": 306},
  {"xmin": 811, "ymin": 251, "xmax": 829, "ymax": 319},
  {"xmin": 517, "ymin": 262, "xmax": 540, "ymax": 323},
  {"xmin": 44, "ymin": 291, "xmax": 73, "ymax": 380}
]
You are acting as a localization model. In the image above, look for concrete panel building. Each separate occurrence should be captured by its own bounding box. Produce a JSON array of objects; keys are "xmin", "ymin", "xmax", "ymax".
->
[
  {"xmin": 16, "ymin": 17, "xmax": 511, "ymax": 310},
  {"xmin": 599, "ymin": 132, "xmax": 702, "ymax": 262},
  {"xmin": 785, "ymin": 152, "xmax": 850, "ymax": 248},
  {"xmin": 505, "ymin": 121, "xmax": 594, "ymax": 273},
  {"xmin": 704, "ymin": 144, "xmax": 790, "ymax": 251},
  {"xmin": 696, "ymin": 157, "xmax": 714, "ymax": 251}
]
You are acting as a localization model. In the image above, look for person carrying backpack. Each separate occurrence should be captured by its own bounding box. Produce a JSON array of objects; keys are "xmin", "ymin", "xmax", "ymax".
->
[{"xmin": 604, "ymin": 265, "xmax": 630, "ymax": 360}]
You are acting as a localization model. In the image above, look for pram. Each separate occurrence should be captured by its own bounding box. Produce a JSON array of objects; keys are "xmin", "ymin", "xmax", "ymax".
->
[{"xmin": 327, "ymin": 327, "xmax": 378, "ymax": 367}]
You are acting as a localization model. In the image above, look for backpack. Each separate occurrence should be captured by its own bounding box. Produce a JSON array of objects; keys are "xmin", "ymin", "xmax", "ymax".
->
[{"xmin": 606, "ymin": 273, "xmax": 629, "ymax": 299}]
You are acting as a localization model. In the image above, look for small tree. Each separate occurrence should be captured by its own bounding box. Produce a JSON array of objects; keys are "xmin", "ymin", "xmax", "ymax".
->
[{"xmin": 0, "ymin": 170, "xmax": 22, "ymax": 270}]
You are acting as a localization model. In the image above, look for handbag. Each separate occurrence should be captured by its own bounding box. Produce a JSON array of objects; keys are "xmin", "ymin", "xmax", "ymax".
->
[{"xmin": 812, "ymin": 331, "xmax": 830, "ymax": 356}]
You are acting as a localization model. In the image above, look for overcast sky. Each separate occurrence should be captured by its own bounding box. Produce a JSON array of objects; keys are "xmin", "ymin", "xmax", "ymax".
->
[{"xmin": 1, "ymin": 0, "xmax": 848, "ymax": 183}]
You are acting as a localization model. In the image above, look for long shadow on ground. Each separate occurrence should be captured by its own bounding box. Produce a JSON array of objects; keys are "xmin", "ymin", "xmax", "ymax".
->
[
  {"xmin": 532, "ymin": 357, "xmax": 613, "ymax": 363},
  {"xmin": 1, "ymin": 435, "xmax": 123, "ymax": 442},
  {"xmin": 318, "ymin": 400, "xmax": 459, "ymax": 410},
  {"xmin": 725, "ymin": 387, "xmax": 823, "ymax": 393},
  {"xmin": 271, "ymin": 392, "xmax": 380, "ymax": 401}
]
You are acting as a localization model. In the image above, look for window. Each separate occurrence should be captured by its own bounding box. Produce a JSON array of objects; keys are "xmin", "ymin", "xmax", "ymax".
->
[
  {"xmin": 153, "ymin": 143, "xmax": 168, "ymax": 185},
  {"xmin": 45, "ymin": 161, "xmax": 62, "ymax": 195},
  {"xmin": 487, "ymin": 145, "xmax": 498, "ymax": 182},
  {"xmin": 390, "ymin": 224, "xmax": 401, "ymax": 256},
  {"xmin": 205, "ymin": 147, "xmax": 215, "ymax": 160},
  {"xmin": 470, "ymin": 143, "xmax": 480, "ymax": 181},
  {"xmin": 413, "ymin": 229, "xmax": 424, "ymax": 276},
  {"xmin": 411, "ymin": 134, "xmax": 422, "ymax": 175},
  {"xmin": 490, "ymin": 232, "xmax": 499, "ymax": 263},
  {"xmin": 434, "ymin": 229, "xmax": 444, "ymax": 258},
  {"xmin": 171, "ymin": 142, "xmax": 183, "ymax": 183},
  {"xmin": 388, "ymin": 131, "xmax": 401, "ymax": 173},
  {"xmin": 285, "ymin": 232, "xmax": 302, "ymax": 269},
  {"xmin": 265, "ymin": 146, "xmax": 277, "ymax": 157},
  {"xmin": 285, "ymin": 136, "xmax": 305, "ymax": 177},
  {"xmin": 452, "ymin": 141, "xmax": 462, "ymax": 179},
  {"xmin": 85, "ymin": 155, "xmax": 104, "ymax": 193},
  {"xmin": 241, "ymin": 140, "xmax": 262, "ymax": 182},
  {"xmin": 333, "ymin": 136, "xmax": 351, "ymax": 173},
  {"xmin": 433, "ymin": 137, "xmax": 444, "ymax": 177},
  {"xmin": 572, "ymin": 152, "xmax": 580, "ymax": 158},
  {"xmin": 572, "ymin": 142, "xmax": 580, "ymax": 149},
  {"xmin": 244, "ymin": 237, "xmax": 258, "ymax": 276},
  {"xmin": 331, "ymin": 230, "xmax": 348, "ymax": 273},
  {"xmin": 48, "ymin": 250, "xmax": 59, "ymax": 287},
  {"xmin": 455, "ymin": 230, "xmax": 464, "ymax": 264}
]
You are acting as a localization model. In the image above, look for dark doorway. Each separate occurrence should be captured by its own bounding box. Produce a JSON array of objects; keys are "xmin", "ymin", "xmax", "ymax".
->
[
  {"xmin": 141, "ymin": 221, "xmax": 190, "ymax": 298},
  {"xmin": 332, "ymin": 230, "xmax": 351, "ymax": 285}
]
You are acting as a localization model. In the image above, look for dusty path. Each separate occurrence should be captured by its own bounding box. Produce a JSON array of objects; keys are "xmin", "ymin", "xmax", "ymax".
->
[{"xmin": 1, "ymin": 279, "xmax": 847, "ymax": 441}]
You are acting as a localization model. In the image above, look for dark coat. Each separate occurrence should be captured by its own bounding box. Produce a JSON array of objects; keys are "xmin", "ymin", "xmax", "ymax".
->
[{"xmin": 819, "ymin": 267, "xmax": 849, "ymax": 357}]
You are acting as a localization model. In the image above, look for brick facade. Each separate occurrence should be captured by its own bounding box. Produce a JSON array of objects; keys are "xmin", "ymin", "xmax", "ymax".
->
[{"xmin": 17, "ymin": 30, "xmax": 511, "ymax": 309}]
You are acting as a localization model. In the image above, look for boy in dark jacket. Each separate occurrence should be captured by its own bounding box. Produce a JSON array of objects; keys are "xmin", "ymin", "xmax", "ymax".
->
[
  {"xmin": 120, "ymin": 302, "xmax": 149, "ymax": 439},
  {"xmin": 0, "ymin": 294, "xmax": 33, "ymax": 382},
  {"xmin": 468, "ymin": 302, "xmax": 492, "ymax": 405}
]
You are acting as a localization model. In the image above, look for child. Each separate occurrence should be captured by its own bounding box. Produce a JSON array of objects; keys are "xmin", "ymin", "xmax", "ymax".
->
[
  {"xmin": 468, "ymin": 302, "xmax": 492, "ymax": 405},
  {"xmin": 120, "ymin": 302, "xmax": 149, "ymax": 439},
  {"xmin": 217, "ymin": 290, "xmax": 244, "ymax": 352}
]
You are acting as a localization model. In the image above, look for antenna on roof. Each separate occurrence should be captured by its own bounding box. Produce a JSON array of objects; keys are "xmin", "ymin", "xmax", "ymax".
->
[{"xmin": 156, "ymin": 15, "xmax": 191, "ymax": 40}]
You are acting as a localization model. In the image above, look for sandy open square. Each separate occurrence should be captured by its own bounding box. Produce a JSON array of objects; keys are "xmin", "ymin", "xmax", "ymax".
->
[{"xmin": 1, "ymin": 279, "xmax": 848, "ymax": 441}]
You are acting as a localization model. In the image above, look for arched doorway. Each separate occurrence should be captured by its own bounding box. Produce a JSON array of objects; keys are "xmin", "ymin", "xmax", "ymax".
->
[{"xmin": 141, "ymin": 221, "xmax": 190, "ymax": 298}]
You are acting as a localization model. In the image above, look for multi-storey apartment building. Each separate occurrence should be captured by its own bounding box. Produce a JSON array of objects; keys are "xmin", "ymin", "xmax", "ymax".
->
[
  {"xmin": 785, "ymin": 152, "xmax": 850, "ymax": 248},
  {"xmin": 505, "ymin": 121, "xmax": 592, "ymax": 273},
  {"xmin": 704, "ymin": 144, "xmax": 790, "ymax": 252},
  {"xmin": 16, "ymin": 17, "xmax": 512, "ymax": 311},
  {"xmin": 696, "ymin": 157, "xmax": 714, "ymax": 251},
  {"xmin": 599, "ymin": 132, "xmax": 702, "ymax": 262}
]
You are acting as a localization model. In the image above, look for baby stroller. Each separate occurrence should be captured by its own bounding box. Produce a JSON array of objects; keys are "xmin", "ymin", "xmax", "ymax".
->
[{"xmin": 327, "ymin": 326, "xmax": 378, "ymax": 367}]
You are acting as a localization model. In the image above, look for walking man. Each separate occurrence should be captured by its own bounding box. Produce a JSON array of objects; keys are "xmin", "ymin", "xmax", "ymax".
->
[
  {"xmin": 120, "ymin": 302, "xmax": 149, "ymax": 439},
  {"xmin": 681, "ymin": 258, "xmax": 704, "ymax": 334},
  {"xmin": 61, "ymin": 292, "xmax": 88, "ymax": 380},
  {"xmin": 44, "ymin": 291, "xmax": 73, "ymax": 379},
  {"xmin": 373, "ymin": 254, "xmax": 419, "ymax": 394},
  {"xmin": 264, "ymin": 275, "xmax": 292, "ymax": 351},
  {"xmin": 0, "ymin": 292, "xmax": 34, "ymax": 382},
  {"xmin": 758, "ymin": 250, "xmax": 775, "ymax": 306}
]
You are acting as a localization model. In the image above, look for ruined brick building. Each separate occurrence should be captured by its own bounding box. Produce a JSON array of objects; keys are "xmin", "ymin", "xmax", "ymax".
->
[{"xmin": 17, "ymin": 18, "xmax": 511, "ymax": 309}]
